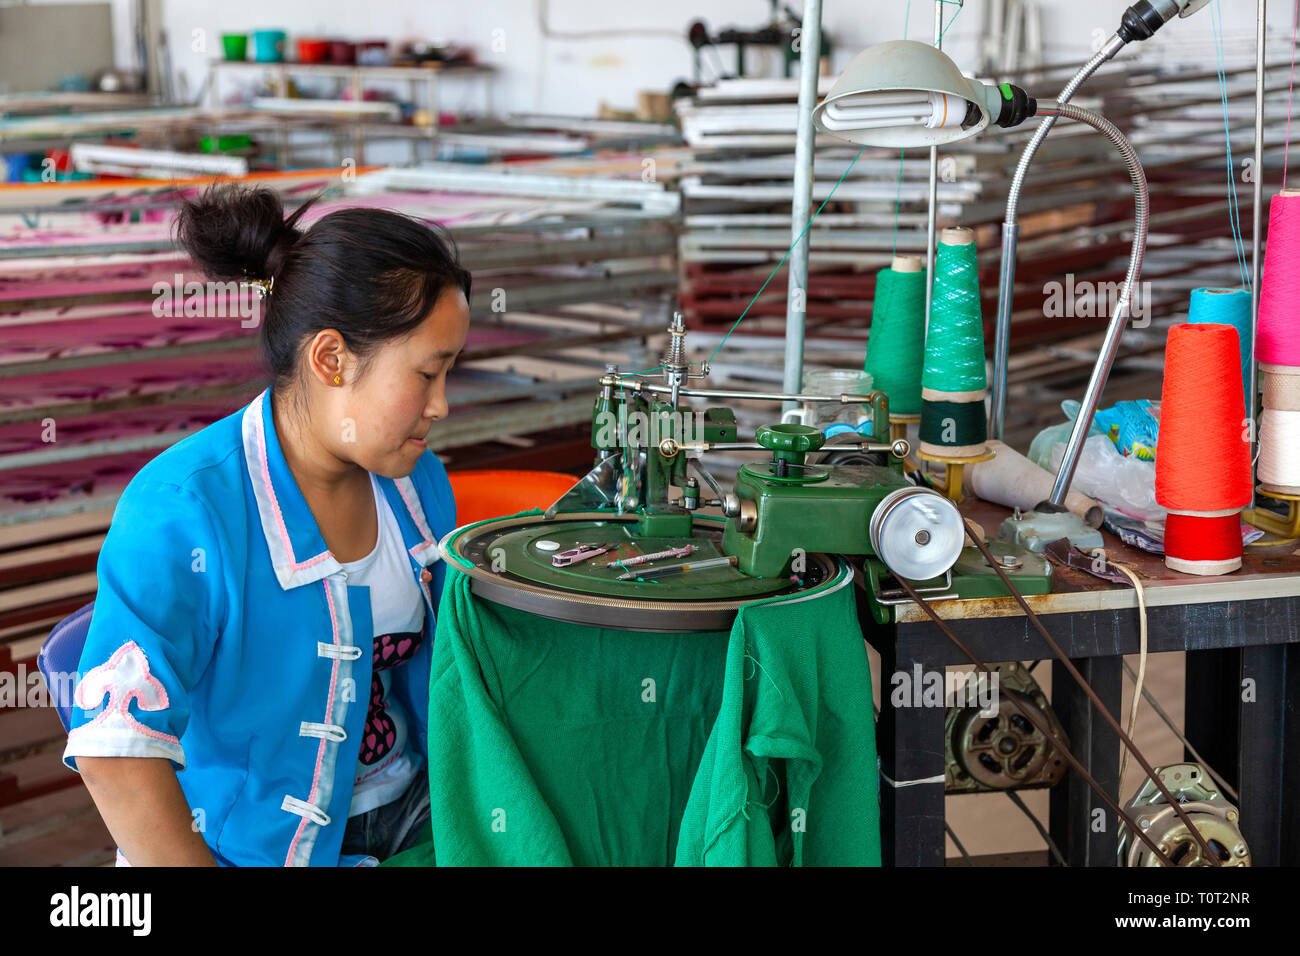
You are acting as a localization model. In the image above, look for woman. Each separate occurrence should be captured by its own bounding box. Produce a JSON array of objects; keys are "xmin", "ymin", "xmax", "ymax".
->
[{"xmin": 63, "ymin": 184, "xmax": 471, "ymax": 866}]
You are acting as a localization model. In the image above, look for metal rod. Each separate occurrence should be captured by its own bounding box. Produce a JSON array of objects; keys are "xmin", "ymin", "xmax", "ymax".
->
[
  {"xmin": 782, "ymin": 0, "xmax": 824, "ymax": 414},
  {"xmin": 923, "ymin": 0, "xmax": 947, "ymax": 337},
  {"xmin": 677, "ymin": 440, "xmax": 898, "ymax": 454},
  {"xmin": 1045, "ymin": 103, "xmax": 1150, "ymax": 506},
  {"xmin": 990, "ymin": 221, "xmax": 1020, "ymax": 434},
  {"xmin": 608, "ymin": 378, "xmax": 878, "ymax": 404},
  {"xmin": 1251, "ymin": 0, "xmax": 1267, "ymax": 461},
  {"xmin": 990, "ymin": 33, "xmax": 1127, "ymax": 440}
]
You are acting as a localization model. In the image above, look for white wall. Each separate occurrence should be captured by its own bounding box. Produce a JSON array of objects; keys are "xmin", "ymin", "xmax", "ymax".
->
[{"xmin": 101, "ymin": 0, "xmax": 1294, "ymax": 116}]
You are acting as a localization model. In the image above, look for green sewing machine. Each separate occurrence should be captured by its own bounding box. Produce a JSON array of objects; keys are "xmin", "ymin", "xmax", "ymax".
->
[{"xmin": 442, "ymin": 314, "xmax": 1050, "ymax": 631}]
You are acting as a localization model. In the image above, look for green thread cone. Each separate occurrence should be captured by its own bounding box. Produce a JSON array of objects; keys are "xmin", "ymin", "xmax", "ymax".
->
[
  {"xmin": 919, "ymin": 398, "xmax": 987, "ymax": 447},
  {"xmin": 922, "ymin": 230, "xmax": 988, "ymax": 394},
  {"xmin": 864, "ymin": 261, "xmax": 927, "ymax": 416}
]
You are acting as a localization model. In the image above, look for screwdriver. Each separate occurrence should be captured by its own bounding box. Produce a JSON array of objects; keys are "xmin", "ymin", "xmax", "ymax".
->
[
  {"xmin": 601, "ymin": 544, "xmax": 697, "ymax": 569},
  {"xmin": 617, "ymin": 554, "xmax": 737, "ymax": 581}
]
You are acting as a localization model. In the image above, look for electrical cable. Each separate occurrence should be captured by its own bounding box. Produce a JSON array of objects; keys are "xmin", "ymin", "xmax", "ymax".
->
[
  {"xmin": 1209, "ymin": 0, "xmax": 1251, "ymax": 289},
  {"xmin": 1118, "ymin": 658, "xmax": 1240, "ymax": 804},
  {"xmin": 1111, "ymin": 561, "xmax": 1148, "ymax": 788},
  {"xmin": 1106, "ymin": 562, "xmax": 1241, "ymax": 804},
  {"xmin": 1005, "ymin": 789, "xmax": 1068, "ymax": 867}
]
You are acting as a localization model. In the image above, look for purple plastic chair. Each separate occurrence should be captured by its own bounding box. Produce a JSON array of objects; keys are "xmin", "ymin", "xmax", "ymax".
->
[{"xmin": 37, "ymin": 601, "xmax": 94, "ymax": 731}]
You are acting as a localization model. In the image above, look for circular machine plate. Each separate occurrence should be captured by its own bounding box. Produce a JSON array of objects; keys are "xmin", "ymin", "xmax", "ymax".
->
[{"xmin": 444, "ymin": 512, "xmax": 839, "ymax": 632}]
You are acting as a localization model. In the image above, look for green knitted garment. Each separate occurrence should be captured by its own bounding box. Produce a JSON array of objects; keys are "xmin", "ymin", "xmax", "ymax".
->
[{"xmin": 384, "ymin": 561, "xmax": 881, "ymax": 867}]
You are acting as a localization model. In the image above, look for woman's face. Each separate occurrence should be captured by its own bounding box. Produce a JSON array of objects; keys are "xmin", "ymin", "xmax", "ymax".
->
[{"xmin": 336, "ymin": 287, "xmax": 470, "ymax": 479}]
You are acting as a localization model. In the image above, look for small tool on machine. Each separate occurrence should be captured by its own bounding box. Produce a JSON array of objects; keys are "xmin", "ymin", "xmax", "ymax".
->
[
  {"xmin": 602, "ymin": 544, "xmax": 697, "ymax": 569},
  {"xmin": 551, "ymin": 544, "xmax": 613, "ymax": 567},
  {"xmin": 617, "ymin": 555, "xmax": 738, "ymax": 582}
]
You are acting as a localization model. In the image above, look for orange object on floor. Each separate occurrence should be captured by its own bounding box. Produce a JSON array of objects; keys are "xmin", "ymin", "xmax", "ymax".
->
[{"xmin": 447, "ymin": 470, "xmax": 577, "ymax": 525}]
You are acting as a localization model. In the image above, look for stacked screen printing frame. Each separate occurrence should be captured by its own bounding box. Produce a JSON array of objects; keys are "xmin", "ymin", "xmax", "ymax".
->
[
  {"xmin": 669, "ymin": 49, "xmax": 1298, "ymax": 453},
  {"xmin": 0, "ymin": 162, "xmax": 679, "ymax": 661}
]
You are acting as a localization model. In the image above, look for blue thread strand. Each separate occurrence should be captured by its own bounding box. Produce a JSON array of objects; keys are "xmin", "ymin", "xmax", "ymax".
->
[{"xmin": 1212, "ymin": 0, "xmax": 1251, "ymax": 289}]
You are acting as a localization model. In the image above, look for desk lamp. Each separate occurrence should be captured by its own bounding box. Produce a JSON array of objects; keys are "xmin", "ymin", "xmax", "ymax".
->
[{"xmin": 813, "ymin": 0, "xmax": 1211, "ymax": 549}]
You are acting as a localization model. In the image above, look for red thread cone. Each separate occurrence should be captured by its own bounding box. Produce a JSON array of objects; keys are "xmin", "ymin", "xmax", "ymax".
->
[{"xmin": 1155, "ymin": 323, "xmax": 1252, "ymax": 511}]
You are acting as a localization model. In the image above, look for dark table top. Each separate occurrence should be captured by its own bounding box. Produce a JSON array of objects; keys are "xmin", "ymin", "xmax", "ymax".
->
[{"xmin": 893, "ymin": 496, "xmax": 1300, "ymax": 625}]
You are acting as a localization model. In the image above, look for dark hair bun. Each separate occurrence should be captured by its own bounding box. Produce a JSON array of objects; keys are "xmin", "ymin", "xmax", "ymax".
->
[
  {"xmin": 173, "ymin": 181, "xmax": 471, "ymax": 402},
  {"xmin": 175, "ymin": 183, "xmax": 311, "ymax": 283}
]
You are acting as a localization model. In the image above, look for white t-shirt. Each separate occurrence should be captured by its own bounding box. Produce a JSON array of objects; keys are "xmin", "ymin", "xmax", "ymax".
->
[{"xmin": 342, "ymin": 473, "xmax": 427, "ymax": 817}]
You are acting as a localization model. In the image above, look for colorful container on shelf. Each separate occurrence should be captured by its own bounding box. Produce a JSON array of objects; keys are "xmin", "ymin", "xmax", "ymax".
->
[
  {"xmin": 251, "ymin": 29, "xmax": 287, "ymax": 63},
  {"xmin": 221, "ymin": 34, "xmax": 248, "ymax": 61},
  {"xmin": 199, "ymin": 134, "xmax": 253, "ymax": 154},
  {"xmin": 358, "ymin": 40, "xmax": 390, "ymax": 65},
  {"xmin": 3, "ymin": 153, "xmax": 36, "ymax": 183},
  {"xmin": 297, "ymin": 38, "xmax": 328, "ymax": 63},
  {"xmin": 328, "ymin": 41, "xmax": 356, "ymax": 64}
]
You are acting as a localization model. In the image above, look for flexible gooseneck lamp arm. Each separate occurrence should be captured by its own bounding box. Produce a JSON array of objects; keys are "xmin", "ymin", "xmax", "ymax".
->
[
  {"xmin": 1035, "ymin": 102, "xmax": 1150, "ymax": 507},
  {"xmin": 989, "ymin": 0, "xmax": 1213, "ymax": 441}
]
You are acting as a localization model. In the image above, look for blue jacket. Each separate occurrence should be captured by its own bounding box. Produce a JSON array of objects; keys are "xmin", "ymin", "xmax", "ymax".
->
[{"xmin": 62, "ymin": 387, "xmax": 455, "ymax": 866}]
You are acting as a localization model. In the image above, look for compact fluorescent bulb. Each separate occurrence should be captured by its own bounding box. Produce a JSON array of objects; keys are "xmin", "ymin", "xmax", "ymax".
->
[{"xmin": 819, "ymin": 90, "xmax": 967, "ymax": 134}]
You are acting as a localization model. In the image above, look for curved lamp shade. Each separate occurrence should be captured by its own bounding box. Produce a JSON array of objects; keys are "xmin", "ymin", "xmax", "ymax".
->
[{"xmin": 813, "ymin": 39, "xmax": 1001, "ymax": 148}]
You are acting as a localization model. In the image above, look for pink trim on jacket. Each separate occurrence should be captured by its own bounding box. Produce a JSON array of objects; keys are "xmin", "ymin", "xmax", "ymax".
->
[
  {"xmin": 252, "ymin": 393, "xmax": 331, "ymax": 574},
  {"xmin": 283, "ymin": 578, "xmax": 342, "ymax": 865},
  {"xmin": 67, "ymin": 641, "xmax": 181, "ymax": 748}
]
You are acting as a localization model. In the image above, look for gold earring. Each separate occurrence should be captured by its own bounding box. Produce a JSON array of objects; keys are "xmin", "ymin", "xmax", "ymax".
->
[{"xmin": 334, "ymin": 375, "xmax": 341, "ymax": 385}]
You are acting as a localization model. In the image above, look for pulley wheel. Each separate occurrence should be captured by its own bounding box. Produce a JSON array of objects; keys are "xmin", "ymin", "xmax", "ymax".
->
[{"xmin": 869, "ymin": 486, "xmax": 964, "ymax": 581}]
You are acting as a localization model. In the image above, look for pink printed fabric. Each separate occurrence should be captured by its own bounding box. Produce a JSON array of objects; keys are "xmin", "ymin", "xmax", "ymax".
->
[
  {"xmin": 359, "ymin": 624, "xmax": 426, "ymax": 766},
  {"xmin": 0, "ymin": 185, "xmax": 563, "ymax": 513}
]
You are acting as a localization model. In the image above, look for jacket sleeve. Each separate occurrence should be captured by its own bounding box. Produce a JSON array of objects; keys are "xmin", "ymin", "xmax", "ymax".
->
[{"xmin": 63, "ymin": 480, "xmax": 226, "ymax": 773}]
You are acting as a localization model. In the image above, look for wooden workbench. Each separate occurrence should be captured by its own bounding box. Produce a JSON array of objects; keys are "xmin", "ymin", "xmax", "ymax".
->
[{"xmin": 864, "ymin": 496, "xmax": 1300, "ymax": 867}]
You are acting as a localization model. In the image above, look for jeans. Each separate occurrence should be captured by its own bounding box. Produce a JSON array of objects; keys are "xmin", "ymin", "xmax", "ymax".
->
[{"xmin": 340, "ymin": 772, "xmax": 431, "ymax": 862}]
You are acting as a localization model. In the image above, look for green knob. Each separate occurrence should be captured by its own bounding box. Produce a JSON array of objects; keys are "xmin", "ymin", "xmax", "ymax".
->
[{"xmin": 756, "ymin": 423, "xmax": 824, "ymax": 465}]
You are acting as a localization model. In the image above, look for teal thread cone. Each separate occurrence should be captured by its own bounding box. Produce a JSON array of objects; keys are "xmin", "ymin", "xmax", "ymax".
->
[
  {"xmin": 864, "ymin": 262, "xmax": 927, "ymax": 416},
  {"xmin": 1188, "ymin": 287, "xmax": 1252, "ymax": 410},
  {"xmin": 922, "ymin": 231, "xmax": 988, "ymax": 394}
]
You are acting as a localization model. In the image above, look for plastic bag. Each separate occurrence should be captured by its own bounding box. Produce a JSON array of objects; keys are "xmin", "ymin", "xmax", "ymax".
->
[
  {"xmin": 1093, "ymin": 399, "xmax": 1160, "ymax": 461},
  {"xmin": 1047, "ymin": 434, "xmax": 1165, "ymax": 522},
  {"xmin": 1026, "ymin": 400, "xmax": 1104, "ymax": 470},
  {"xmin": 1029, "ymin": 400, "xmax": 1164, "ymax": 521}
]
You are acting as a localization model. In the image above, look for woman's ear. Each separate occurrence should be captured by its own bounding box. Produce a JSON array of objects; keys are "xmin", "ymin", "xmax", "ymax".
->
[{"xmin": 305, "ymin": 329, "xmax": 350, "ymax": 387}]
